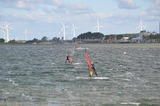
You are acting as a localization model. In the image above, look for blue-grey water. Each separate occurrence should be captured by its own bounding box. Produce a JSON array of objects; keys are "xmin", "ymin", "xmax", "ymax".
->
[{"xmin": 0, "ymin": 43, "xmax": 160, "ymax": 106}]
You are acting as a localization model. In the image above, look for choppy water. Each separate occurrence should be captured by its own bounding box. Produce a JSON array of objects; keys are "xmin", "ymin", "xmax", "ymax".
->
[{"xmin": 0, "ymin": 43, "xmax": 160, "ymax": 106}]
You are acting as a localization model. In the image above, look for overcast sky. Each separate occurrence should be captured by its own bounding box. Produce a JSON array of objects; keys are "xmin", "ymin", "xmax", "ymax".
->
[{"xmin": 0, "ymin": 0, "xmax": 160, "ymax": 40}]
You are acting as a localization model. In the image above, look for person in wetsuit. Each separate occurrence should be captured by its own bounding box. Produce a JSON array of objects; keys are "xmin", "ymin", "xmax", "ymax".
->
[
  {"xmin": 65, "ymin": 54, "xmax": 70, "ymax": 63},
  {"xmin": 91, "ymin": 62, "xmax": 98, "ymax": 77}
]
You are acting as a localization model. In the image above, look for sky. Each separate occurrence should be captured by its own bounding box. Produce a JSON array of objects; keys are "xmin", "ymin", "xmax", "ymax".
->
[{"xmin": 0, "ymin": 0, "xmax": 160, "ymax": 40}]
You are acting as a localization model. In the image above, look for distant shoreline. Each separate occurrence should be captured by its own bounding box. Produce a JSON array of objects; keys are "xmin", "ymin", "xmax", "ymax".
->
[{"xmin": 0, "ymin": 41, "xmax": 160, "ymax": 45}]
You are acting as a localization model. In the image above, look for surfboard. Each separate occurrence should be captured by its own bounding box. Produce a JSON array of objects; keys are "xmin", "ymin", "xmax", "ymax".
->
[
  {"xmin": 76, "ymin": 77, "xmax": 109, "ymax": 80},
  {"xmin": 76, "ymin": 47, "xmax": 88, "ymax": 50}
]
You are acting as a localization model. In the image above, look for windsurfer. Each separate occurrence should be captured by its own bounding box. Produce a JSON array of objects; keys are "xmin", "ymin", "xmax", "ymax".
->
[
  {"xmin": 90, "ymin": 62, "xmax": 98, "ymax": 77},
  {"xmin": 65, "ymin": 54, "xmax": 70, "ymax": 63},
  {"xmin": 65, "ymin": 54, "xmax": 72, "ymax": 63}
]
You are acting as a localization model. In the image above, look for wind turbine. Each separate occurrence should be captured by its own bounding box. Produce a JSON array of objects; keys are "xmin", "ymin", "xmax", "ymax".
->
[
  {"xmin": 23, "ymin": 29, "xmax": 28, "ymax": 40},
  {"xmin": 59, "ymin": 22, "xmax": 69, "ymax": 40},
  {"xmin": 1, "ymin": 23, "xmax": 13, "ymax": 42},
  {"xmin": 93, "ymin": 18, "xmax": 103, "ymax": 32},
  {"xmin": 137, "ymin": 20, "xmax": 146, "ymax": 32},
  {"xmin": 71, "ymin": 24, "xmax": 79, "ymax": 38}
]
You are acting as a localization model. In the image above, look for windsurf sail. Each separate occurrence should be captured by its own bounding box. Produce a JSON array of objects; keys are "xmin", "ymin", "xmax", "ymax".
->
[
  {"xmin": 69, "ymin": 58, "xmax": 73, "ymax": 63},
  {"xmin": 70, "ymin": 44, "xmax": 76, "ymax": 63},
  {"xmin": 65, "ymin": 45, "xmax": 76, "ymax": 63},
  {"xmin": 72, "ymin": 44, "xmax": 76, "ymax": 56},
  {"xmin": 85, "ymin": 50, "xmax": 94, "ymax": 76}
]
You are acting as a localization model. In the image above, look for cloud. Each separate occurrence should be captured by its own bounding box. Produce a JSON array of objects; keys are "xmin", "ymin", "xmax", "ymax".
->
[
  {"xmin": 52, "ymin": 0, "xmax": 63, "ymax": 7},
  {"xmin": 155, "ymin": 0, "xmax": 160, "ymax": 5},
  {"xmin": 95, "ymin": 13, "xmax": 112, "ymax": 18},
  {"xmin": 0, "ymin": 0, "xmax": 37, "ymax": 11},
  {"xmin": 1, "ymin": 0, "xmax": 94, "ymax": 15},
  {"xmin": 0, "ymin": 0, "xmax": 95, "ymax": 24},
  {"xmin": 68, "ymin": 3, "xmax": 93, "ymax": 15},
  {"xmin": 15, "ymin": 1, "xmax": 36, "ymax": 10},
  {"xmin": 139, "ymin": 0, "xmax": 160, "ymax": 21},
  {"xmin": 0, "ymin": 0, "xmax": 61, "ymax": 11},
  {"xmin": 149, "ymin": 0, "xmax": 160, "ymax": 16},
  {"xmin": 39, "ymin": 2, "xmax": 94, "ymax": 17},
  {"xmin": 115, "ymin": 0, "xmax": 138, "ymax": 9}
]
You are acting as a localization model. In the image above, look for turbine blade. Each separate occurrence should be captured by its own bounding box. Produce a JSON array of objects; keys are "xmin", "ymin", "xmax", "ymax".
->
[
  {"xmin": 93, "ymin": 25, "xmax": 98, "ymax": 29},
  {"xmin": 59, "ymin": 28, "xmax": 63, "ymax": 34},
  {"xmin": 136, "ymin": 26, "xmax": 140, "ymax": 29},
  {"xmin": 61, "ymin": 22, "xmax": 64, "ymax": 27}
]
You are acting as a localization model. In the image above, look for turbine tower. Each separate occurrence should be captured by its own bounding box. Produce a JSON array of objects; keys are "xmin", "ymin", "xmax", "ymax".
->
[
  {"xmin": 23, "ymin": 29, "xmax": 28, "ymax": 40},
  {"xmin": 93, "ymin": 18, "xmax": 103, "ymax": 32},
  {"xmin": 60, "ymin": 22, "xmax": 69, "ymax": 40},
  {"xmin": 137, "ymin": 20, "xmax": 145, "ymax": 32},
  {"xmin": 159, "ymin": 22, "xmax": 160, "ymax": 34},
  {"xmin": 71, "ymin": 24, "xmax": 79, "ymax": 38},
  {"xmin": 1, "ymin": 23, "xmax": 13, "ymax": 42}
]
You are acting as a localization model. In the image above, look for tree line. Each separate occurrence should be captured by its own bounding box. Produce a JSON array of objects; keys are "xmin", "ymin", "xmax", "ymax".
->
[
  {"xmin": 0, "ymin": 32, "xmax": 160, "ymax": 43},
  {"xmin": 76, "ymin": 32, "xmax": 160, "ymax": 41},
  {"xmin": 0, "ymin": 36, "xmax": 61, "ymax": 44},
  {"xmin": 77, "ymin": 32, "xmax": 104, "ymax": 39},
  {"xmin": 76, "ymin": 32, "xmax": 137, "ymax": 40}
]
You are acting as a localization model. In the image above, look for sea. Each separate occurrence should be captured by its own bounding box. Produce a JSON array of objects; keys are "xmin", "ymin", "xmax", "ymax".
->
[{"xmin": 0, "ymin": 43, "xmax": 160, "ymax": 106}]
